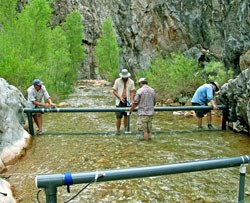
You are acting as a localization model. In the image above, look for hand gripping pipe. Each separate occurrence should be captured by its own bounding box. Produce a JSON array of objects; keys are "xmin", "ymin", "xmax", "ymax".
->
[{"xmin": 36, "ymin": 155, "xmax": 249, "ymax": 203}]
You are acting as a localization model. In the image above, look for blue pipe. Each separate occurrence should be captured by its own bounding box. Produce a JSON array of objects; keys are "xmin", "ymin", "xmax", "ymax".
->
[{"xmin": 36, "ymin": 155, "xmax": 249, "ymax": 203}]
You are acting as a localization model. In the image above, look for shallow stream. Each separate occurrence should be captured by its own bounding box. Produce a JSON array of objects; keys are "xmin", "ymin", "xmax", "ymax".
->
[{"xmin": 6, "ymin": 80, "xmax": 250, "ymax": 202}]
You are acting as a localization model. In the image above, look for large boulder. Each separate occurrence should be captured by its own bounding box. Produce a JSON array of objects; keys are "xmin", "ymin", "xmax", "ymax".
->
[
  {"xmin": 219, "ymin": 68, "xmax": 250, "ymax": 134},
  {"xmin": 0, "ymin": 78, "xmax": 31, "ymax": 202},
  {"xmin": 0, "ymin": 78, "xmax": 30, "ymax": 171}
]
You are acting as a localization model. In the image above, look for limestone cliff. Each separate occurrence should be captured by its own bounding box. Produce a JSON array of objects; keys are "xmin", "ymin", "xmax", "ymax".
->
[{"xmin": 50, "ymin": 0, "xmax": 249, "ymax": 78}]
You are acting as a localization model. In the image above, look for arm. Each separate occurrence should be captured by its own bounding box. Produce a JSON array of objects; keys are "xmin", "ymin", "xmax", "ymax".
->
[
  {"xmin": 210, "ymin": 99, "xmax": 219, "ymax": 110},
  {"xmin": 113, "ymin": 89, "xmax": 123, "ymax": 102},
  {"xmin": 32, "ymin": 100, "xmax": 50, "ymax": 108},
  {"xmin": 47, "ymin": 98, "xmax": 56, "ymax": 107},
  {"xmin": 130, "ymin": 89, "xmax": 135, "ymax": 104},
  {"xmin": 129, "ymin": 102, "xmax": 138, "ymax": 113}
]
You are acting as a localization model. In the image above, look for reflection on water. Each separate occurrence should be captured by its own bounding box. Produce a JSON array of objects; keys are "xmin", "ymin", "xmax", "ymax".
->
[{"xmin": 6, "ymin": 81, "xmax": 250, "ymax": 202}]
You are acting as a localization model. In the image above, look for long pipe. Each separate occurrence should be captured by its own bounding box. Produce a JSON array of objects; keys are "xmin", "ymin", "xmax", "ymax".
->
[
  {"xmin": 24, "ymin": 105, "xmax": 227, "ymax": 135},
  {"xmin": 36, "ymin": 155, "xmax": 249, "ymax": 203},
  {"xmin": 24, "ymin": 105, "xmax": 227, "ymax": 113}
]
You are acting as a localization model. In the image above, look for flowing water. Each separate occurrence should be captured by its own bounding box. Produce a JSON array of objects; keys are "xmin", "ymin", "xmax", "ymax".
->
[{"xmin": 5, "ymin": 80, "xmax": 250, "ymax": 203}]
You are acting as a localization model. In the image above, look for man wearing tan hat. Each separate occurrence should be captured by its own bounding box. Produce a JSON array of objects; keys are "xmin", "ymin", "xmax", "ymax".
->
[{"xmin": 113, "ymin": 69, "xmax": 135, "ymax": 134}]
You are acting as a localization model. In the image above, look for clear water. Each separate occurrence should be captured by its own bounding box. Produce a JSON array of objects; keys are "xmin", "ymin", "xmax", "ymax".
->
[{"xmin": 5, "ymin": 80, "xmax": 250, "ymax": 203}]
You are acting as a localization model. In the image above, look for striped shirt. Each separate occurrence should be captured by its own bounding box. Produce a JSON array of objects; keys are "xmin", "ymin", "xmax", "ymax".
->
[{"xmin": 134, "ymin": 84, "xmax": 156, "ymax": 115}]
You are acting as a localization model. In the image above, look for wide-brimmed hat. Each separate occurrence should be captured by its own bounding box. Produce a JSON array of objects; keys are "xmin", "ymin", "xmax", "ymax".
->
[
  {"xmin": 119, "ymin": 69, "xmax": 131, "ymax": 78},
  {"xmin": 33, "ymin": 79, "xmax": 43, "ymax": 86},
  {"xmin": 210, "ymin": 81, "xmax": 220, "ymax": 91}
]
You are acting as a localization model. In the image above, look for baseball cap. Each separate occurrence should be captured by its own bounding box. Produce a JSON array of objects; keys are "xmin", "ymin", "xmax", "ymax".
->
[
  {"xmin": 33, "ymin": 79, "xmax": 43, "ymax": 86},
  {"xmin": 138, "ymin": 78, "xmax": 147, "ymax": 83}
]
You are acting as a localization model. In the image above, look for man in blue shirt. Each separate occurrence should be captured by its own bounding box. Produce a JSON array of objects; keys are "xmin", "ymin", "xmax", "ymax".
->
[{"xmin": 191, "ymin": 82, "xmax": 220, "ymax": 129}]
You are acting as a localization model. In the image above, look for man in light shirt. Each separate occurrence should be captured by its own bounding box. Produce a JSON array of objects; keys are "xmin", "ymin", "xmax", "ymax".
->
[
  {"xmin": 27, "ymin": 79, "xmax": 56, "ymax": 135},
  {"xmin": 113, "ymin": 69, "xmax": 135, "ymax": 134}
]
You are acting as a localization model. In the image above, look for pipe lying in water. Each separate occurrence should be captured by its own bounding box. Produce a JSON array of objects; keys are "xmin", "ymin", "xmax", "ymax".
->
[{"xmin": 36, "ymin": 155, "xmax": 249, "ymax": 203}]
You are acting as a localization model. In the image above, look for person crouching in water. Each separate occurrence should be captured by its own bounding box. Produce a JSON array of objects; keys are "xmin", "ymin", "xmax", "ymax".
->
[
  {"xmin": 27, "ymin": 79, "xmax": 56, "ymax": 135},
  {"xmin": 129, "ymin": 78, "xmax": 156, "ymax": 141},
  {"xmin": 191, "ymin": 82, "xmax": 220, "ymax": 129}
]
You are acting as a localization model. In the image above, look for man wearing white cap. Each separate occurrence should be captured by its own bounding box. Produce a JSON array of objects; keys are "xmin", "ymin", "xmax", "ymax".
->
[
  {"xmin": 113, "ymin": 69, "xmax": 135, "ymax": 134},
  {"xmin": 191, "ymin": 81, "xmax": 220, "ymax": 129},
  {"xmin": 129, "ymin": 78, "xmax": 156, "ymax": 141},
  {"xmin": 27, "ymin": 79, "xmax": 56, "ymax": 135}
]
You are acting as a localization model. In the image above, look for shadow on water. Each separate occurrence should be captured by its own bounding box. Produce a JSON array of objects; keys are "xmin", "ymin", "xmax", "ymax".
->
[{"xmin": 6, "ymin": 80, "xmax": 250, "ymax": 203}]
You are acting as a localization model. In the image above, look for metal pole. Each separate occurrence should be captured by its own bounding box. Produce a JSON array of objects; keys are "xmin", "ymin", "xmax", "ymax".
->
[
  {"xmin": 222, "ymin": 108, "xmax": 228, "ymax": 130},
  {"xmin": 24, "ymin": 105, "xmax": 227, "ymax": 114},
  {"xmin": 125, "ymin": 111, "xmax": 131, "ymax": 134},
  {"xmin": 36, "ymin": 155, "xmax": 250, "ymax": 203},
  {"xmin": 24, "ymin": 105, "xmax": 227, "ymax": 135},
  {"xmin": 35, "ymin": 173, "xmax": 64, "ymax": 203},
  {"xmin": 238, "ymin": 164, "xmax": 247, "ymax": 203},
  {"xmin": 27, "ymin": 112, "xmax": 35, "ymax": 136}
]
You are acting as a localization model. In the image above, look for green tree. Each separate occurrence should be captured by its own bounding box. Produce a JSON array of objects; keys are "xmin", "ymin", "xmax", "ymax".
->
[
  {"xmin": 0, "ymin": 0, "xmax": 85, "ymax": 100},
  {"xmin": 95, "ymin": 18, "xmax": 119, "ymax": 82},
  {"xmin": 15, "ymin": 0, "xmax": 52, "ymax": 63},
  {"xmin": 47, "ymin": 26, "xmax": 72, "ymax": 95},
  {"xmin": 0, "ymin": 0, "xmax": 17, "ymax": 27},
  {"xmin": 62, "ymin": 11, "xmax": 85, "ymax": 72}
]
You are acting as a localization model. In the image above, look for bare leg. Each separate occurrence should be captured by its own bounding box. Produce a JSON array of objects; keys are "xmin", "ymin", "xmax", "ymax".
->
[
  {"xmin": 116, "ymin": 118, "xmax": 121, "ymax": 133},
  {"xmin": 197, "ymin": 117, "xmax": 202, "ymax": 128},
  {"xmin": 207, "ymin": 112, "xmax": 212, "ymax": 125},
  {"xmin": 148, "ymin": 131, "xmax": 151, "ymax": 140},
  {"xmin": 143, "ymin": 131, "xmax": 149, "ymax": 140},
  {"xmin": 33, "ymin": 113, "xmax": 42, "ymax": 133},
  {"xmin": 123, "ymin": 116, "xmax": 127, "ymax": 129}
]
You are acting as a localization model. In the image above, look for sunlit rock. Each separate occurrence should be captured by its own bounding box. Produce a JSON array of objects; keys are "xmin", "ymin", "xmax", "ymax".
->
[
  {"xmin": 0, "ymin": 78, "xmax": 31, "ymax": 201},
  {"xmin": 57, "ymin": 102, "xmax": 71, "ymax": 107},
  {"xmin": 0, "ymin": 179, "xmax": 16, "ymax": 203}
]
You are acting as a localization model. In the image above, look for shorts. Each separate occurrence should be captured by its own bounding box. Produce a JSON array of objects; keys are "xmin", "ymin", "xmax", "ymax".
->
[
  {"xmin": 32, "ymin": 106, "xmax": 44, "ymax": 116},
  {"xmin": 115, "ymin": 100, "xmax": 128, "ymax": 118},
  {"xmin": 137, "ymin": 115, "xmax": 153, "ymax": 132},
  {"xmin": 192, "ymin": 103, "xmax": 210, "ymax": 118}
]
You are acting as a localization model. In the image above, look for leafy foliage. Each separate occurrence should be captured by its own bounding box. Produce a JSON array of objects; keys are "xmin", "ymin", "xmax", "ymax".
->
[
  {"xmin": 136, "ymin": 53, "xmax": 234, "ymax": 102},
  {"xmin": 136, "ymin": 52, "xmax": 203, "ymax": 101},
  {"xmin": 203, "ymin": 61, "xmax": 234, "ymax": 85},
  {"xmin": 0, "ymin": 0, "xmax": 85, "ymax": 100},
  {"xmin": 95, "ymin": 18, "xmax": 119, "ymax": 82}
]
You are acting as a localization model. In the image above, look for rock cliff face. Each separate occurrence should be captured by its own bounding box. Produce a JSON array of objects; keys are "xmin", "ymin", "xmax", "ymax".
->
[
  {"xmin": 51, "ymin": 0, "xmax": 249, "ymax": 77},
  {"xmin": 219, "ymin": 68, "xmax": 250, "ymax": 133}
]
